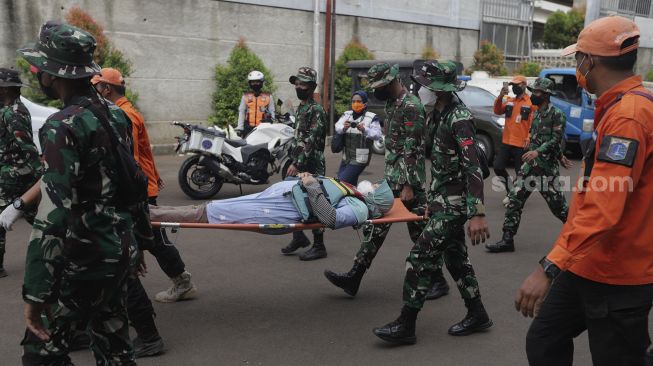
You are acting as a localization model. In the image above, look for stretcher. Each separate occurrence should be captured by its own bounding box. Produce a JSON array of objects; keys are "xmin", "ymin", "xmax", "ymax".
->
[{"xmin": 151, "ymin": 199, "xmax": 424, "ymax": 235}]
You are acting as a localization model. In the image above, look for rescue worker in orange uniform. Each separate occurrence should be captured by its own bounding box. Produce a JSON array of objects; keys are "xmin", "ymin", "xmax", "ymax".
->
[
  {"xmin": 493, "ymin": 75, "xmax": 534, "ymax": 193},
  {"xmin": 237, "ymin": 70, "xmax": 275, "ymax": 137},
  {"xmin": 515, "ymin": 16, "xmax": 653, "ymax": 366}
]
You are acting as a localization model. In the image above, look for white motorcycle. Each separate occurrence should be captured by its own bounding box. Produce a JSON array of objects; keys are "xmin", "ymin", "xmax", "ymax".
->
[{"xmin": 173, "ymin": 114, "xmax": 295, "ymax": 199}]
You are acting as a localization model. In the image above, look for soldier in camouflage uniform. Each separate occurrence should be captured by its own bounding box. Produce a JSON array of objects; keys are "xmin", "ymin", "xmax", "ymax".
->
[
  {"xmin": 374, "ymin": 61, "xmax": 492, "ymax": 345},
  {"xmin": 0, "ymin": 68, "xmax": 41, "ymax": 278},
  {"xmin": 324, "ymin": 63, "xmax": 450, "ymax": 301},
  {"xmin": 486, "ymin": 77, "xmax": 568, "ymax": 253},
  {"xmin": 18, "ymin": 21, "xmax": 139, "ymax": 365},
  {"xmin": 282, "ymin": 67, "xmax": 329, "ymax": 261}
]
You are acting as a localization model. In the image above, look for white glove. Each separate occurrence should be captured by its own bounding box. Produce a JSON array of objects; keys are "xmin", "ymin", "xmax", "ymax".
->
[{"xmin": 0, "ymin": 205, "xmax": 23, "ymax": 231}]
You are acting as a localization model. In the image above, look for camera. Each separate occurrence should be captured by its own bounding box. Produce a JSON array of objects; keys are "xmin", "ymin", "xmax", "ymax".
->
[{"xmin": 350, "ymin": 121, "xmax": 358, "ymax": 128}]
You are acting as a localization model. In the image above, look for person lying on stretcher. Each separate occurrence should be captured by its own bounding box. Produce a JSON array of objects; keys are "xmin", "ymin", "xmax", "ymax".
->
[{"xmin": 150, "ymin": 173, "xmax": 395, "ymax": 229}]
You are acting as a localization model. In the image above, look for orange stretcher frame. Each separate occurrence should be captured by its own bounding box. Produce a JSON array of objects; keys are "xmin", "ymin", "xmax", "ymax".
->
[{"xmin": 151, "ymin": 199, "xmax": 424, "ymax": 235}]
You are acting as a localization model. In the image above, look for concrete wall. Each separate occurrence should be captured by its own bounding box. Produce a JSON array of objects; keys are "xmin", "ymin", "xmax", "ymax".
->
[{"xmin": 0, "ymin": 0, "xmax": 480, "ymax": 145}]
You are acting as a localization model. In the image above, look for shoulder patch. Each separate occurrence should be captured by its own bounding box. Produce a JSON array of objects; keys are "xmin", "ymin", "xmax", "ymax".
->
[
  {"xmin": 403, "ymin": 105, "xmax": 418, "ymax": 122},
  {"xmin": 596, "ymin": 135, "xmax": 638, "ymax": 167}
]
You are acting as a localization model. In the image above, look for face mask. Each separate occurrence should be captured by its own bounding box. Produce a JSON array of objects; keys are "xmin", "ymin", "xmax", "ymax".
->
[
  {"xmin": 576, "ymin": 55, "xmax": 592, "ymax": 91},
  {"xmin": 351, "ymin": 101, "xmax": 365, "ymax": 114},
  {"xmin": 37, "ymin": 72, "xmax": 58, "ymax": 100},
  {"xmin": 295, "ymin": 88, "xmax": 311, "ymax": 101},
  {"xmin": 374, "ymin": 88, "xmax": 391, "ymax": 101},
  {"xmin": 418, "ymin": 87, "xmax": 437, "ymax": 106},
  {"xmin": 357, "ymin": 180, "xmax": 374, "ymax": 195},
  {"xmin": 530, "ymin": 94, "xmax": 545, "ymax": 106},
  {"xmin": 512, "ymin": 85, "xmax": 523, "ymax": 96},
  {"xmin": 250, "ymin": 82, "xmax": 262, "ymax": 92}
]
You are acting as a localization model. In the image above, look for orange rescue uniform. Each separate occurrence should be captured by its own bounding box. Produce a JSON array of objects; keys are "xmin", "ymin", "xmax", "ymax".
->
[
  {"xmin": 244, "ymin": 92, "xmax": 271, "ymax": 127},
  {"xmin": 116, "ymin": 97, "xmax": 161, "ymax": 198},
  {"xmin": 547, "ymin": 76, "xmax": 653, "ymax": 285},
  {"xmin": 493, "ymin": 93, "xmax": 534, "ymax": 148}
]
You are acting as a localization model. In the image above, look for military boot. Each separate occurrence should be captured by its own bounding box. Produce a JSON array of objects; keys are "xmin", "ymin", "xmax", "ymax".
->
[
  {"xmin": 299, "ymin": 231, "xmax": 327, "ymax": 261},
  {"xmin": 0, "ymin": 254, "xmax": 7, "ymax": 278},
  {"xmin": 155, "ymin": 271, "xmax": 197, "ymax": 303},
  {"xmin": 485, "ymin": 231, "xmax": 515, "ymax": 253},
  {"xmin": 324, "ymin": 262, "xmax": 367, "ymax": 296},
  {"xmin": 373, "ymin": 306, "xmax": 419, "ymax": 345},
  {"xmin": 448, "ymin": 297, "xmax": 493, "ymax": 336},
  {"xmin": 425, "ymin": 275, "xmax": 450, "ymax": 300},
  {"xmin": 281, "ymin": 231, "xmax": 311, "ymax": 254},
  {"xmin": 132, "ymin": 313, "xmax": 165, "ymax": 358}
]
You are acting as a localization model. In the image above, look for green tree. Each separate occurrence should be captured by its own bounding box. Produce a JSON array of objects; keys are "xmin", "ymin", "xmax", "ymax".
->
[
  {"xmin": 334, "ymin": 39, "xmax": 375, "ymax": 116},
  {"xmin": 209, "ymin": 39, "xmax": 277, "ymax": 127},
  {"xmin": 646, "ymin": 69, "xmax": 653, "ymax": 82},
  {"xmin": 543, "ymin": 8, "xmax": 585, "ymax": 49},
  {"xmin": 16, "ymin": 7, "xmax": 137, "ymax": 107},
  {"xmin": 468, "ymin": 41, "xmax": 508, "ymax": 76},
  {"xmin": 515, "ymin": 61, "xmax": 542, "ymax": 77}
]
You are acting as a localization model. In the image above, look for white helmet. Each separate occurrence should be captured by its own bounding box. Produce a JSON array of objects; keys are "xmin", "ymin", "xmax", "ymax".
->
[{"xmin": 248, "ymin": 70, "xmax": 265, "ymax": 81}]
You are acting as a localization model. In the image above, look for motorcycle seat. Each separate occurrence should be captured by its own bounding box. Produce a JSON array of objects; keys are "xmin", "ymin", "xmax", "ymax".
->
[{"xmin": 225, "ymin": 139, "xmax": 248, "ymax": 147}]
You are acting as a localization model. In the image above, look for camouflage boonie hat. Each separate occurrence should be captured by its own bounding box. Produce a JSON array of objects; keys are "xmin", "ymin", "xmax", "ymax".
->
[
  {"xmin": 367, "ymin": 63, "xmax": 399, "ymax": 89},
  {"xmin": 412, "ymin": 60, "xmax": 463, "ymax": 92},
  {"xmin": 527, "ymin": 77, "xmax": 556, "ymax": 95},
  {"xmin": 0, "ymin": 68, "xmax": 28, "ymax": 87},
  {"xmin": 289, "ymin": 67, "xmax": 318, "ymax": 85},
  {"xmin": 17, "ymin": 21, "xmax": 101, "ymax": 79}
]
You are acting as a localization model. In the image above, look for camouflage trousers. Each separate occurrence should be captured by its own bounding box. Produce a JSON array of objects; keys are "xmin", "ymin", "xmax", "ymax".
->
[
  {"xmin": 353, "ymin": 188, "xmax": 444, "ymax": 277},
  {"xmin": 403, "ymin": 211, "xmax": 480, "ymax": 309},
  {"xmin": 300, "ymin": 154, "xmax": 326, "ymax": 176},
  {"xmin": 503, "ymin": 165, "xmax": 568, "ymax": 236},
  {"xmin": 21, "ymin": 278, "xmax": 135, "ymax": 366}
]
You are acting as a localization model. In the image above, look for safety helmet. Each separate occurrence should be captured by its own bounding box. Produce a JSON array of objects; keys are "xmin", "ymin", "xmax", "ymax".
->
[{"xmin": 248, "ymin": 70, "xmax": 265, "ymax": 81}]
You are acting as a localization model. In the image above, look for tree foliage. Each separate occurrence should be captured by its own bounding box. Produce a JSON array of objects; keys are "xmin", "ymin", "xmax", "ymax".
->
[
  {"xmin": 421, "ymin": 45, "xmax": 439, "ymax": 60},
  {"xmin": 515, "ymin": 61, "xmax": 542, "ymax": 77},
  {"xmin": 468, "ymin": 41, "xmax": 508, "ymax": 76},
  {"xmin": 209, "ymin": 39, "xmax": 277, "ymax": 127},
  {"xmin": 334, "ymin": 38, "xmax": 375, "ymax": 116},
  {"xmin": 543, "ymin": 8, "xmax": 585, "ymax": 49},
  {"xmin": 646, "ymin": 69, "xmax": 653, "ymax": 82}
]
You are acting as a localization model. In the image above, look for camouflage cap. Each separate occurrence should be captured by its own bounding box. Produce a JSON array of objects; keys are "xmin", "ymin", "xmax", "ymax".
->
[
  {"xmin": 17, "ymin": 21, "xmax": 101, "ymax": 79},
  {"xmin": 289, "ymin": 67, "xmax": 318, "ymax": 85},
  {"xmin": 527, "ymin": 77, "xmax": 556, "ymax": 95},
  {"xmin": 411, "ymin": 60, "xmax": 463, "ymax": 92},
  {"xmin": 367, "ymin": 63, "xmax": 399, "ymax": 89},
  {"xmin": 0, "ymin": 68, "xmax": 27, "ymax": 87}
]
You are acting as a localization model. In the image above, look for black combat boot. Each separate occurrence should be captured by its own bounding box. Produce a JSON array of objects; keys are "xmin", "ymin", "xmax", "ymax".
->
[
  {"xmin": 299, "ymin": 231, "xmax": 327, "ymax": 261},
  {"xmin": 373, "ymin": 306, "xmax": 419, "ymax": 345},
  {"xmin": 425, "ymin": 275, "xmax": 450, "ymax": 300},
  {"xmin": 132, "ymin": 313, "xmax": 165, "ymax": 358},
  {"xmin": 485, "ymin": 231, "xmax": 515, "ymax": 253},
  {"xmin": 281, "ymin": 231, "xmax": 311, "ymax": 254},
  {"xmin": 324, "ymin": 262, "xmax": 367, "ymax": 296},
  {"xmin": 0, "ymin": 254, "xmax": 6, "ymax": 278},
  {"xmin": 448, "ymin": 297, "xmax": 493, "ymax": 336}
]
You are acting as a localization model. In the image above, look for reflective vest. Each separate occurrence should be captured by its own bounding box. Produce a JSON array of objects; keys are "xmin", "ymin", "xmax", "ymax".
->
[
  {"xmin": 343, "ymin": 111, "xmax": 375, "ymax": 166},
  {"xmin": 245, "ymin": 92, "xmax": 271, "ymax": 127},
  {"xmin": 287, "ymin": 176, "xmax": 368, "ymax": 223}
]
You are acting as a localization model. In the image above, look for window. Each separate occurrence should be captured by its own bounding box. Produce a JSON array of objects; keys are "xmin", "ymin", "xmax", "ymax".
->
[
  {"xmin": 458, "ymin": 87, "xmax": 496, "ymax": 107},
  {"xmin": 546, "ymin": 74, "xmax": 582, "ymax": 106}
]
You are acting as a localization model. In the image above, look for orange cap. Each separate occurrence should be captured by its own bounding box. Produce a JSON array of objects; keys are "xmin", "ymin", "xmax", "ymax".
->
[
  {"xmin": 91, "ymin": 67, "xmax": 124, "ymax": 86},
  {"xmin": 509, "ymin": 75, "xmax": 527, "ymax": 85},
  {"xmin": 561, "ymin": 15, "xmax": 639, "ymax": 57}
]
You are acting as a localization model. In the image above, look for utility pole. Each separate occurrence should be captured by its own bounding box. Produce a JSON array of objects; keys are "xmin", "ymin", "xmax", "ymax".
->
[{"xmin": 585, "ymin": 0, "xmax": 601, "ymax": 27}]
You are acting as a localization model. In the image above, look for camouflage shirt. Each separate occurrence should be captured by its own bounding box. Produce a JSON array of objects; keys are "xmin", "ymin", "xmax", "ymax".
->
[
  {"xmin": 292, "ymin": 98, "xmax": 326, "ymax": 174},
  {"xmin": 23, "ymin": 95, "xmax": 139, "ymax": 304},
  {"xmin": 383, "ymin": 89, "xmax": 426, "ymax": 190},
  {"xmin": 526, "ymin": 103, "xmax": 566, "ymax": 170},
  {"xmin": 428, "ymin": 101, "xmax": 485, "ymax": 218},
  {"xmin": 0, "ymin": 98, "xmax": 41, "ymax": 182}
]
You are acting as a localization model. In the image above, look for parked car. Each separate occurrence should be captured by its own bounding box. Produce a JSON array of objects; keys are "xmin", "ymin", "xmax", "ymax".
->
[
  {"xmin": 20, "ymin": 96, "xmax": 59, "ymax": 153},
  {"xmin": 346, "ymin": 59, "xmax": 503, "ymax": 162}
]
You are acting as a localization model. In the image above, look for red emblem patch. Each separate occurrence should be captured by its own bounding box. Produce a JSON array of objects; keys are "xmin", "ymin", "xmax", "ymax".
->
[{"xmin": 460, "ymin": 139, "xmax": 474, "ymax": 147}]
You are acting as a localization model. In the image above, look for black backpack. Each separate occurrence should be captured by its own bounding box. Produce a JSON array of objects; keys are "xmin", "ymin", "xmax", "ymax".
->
[{"xmin": 84, "ymin": 99, "xmax": 149, "ymax": 208}]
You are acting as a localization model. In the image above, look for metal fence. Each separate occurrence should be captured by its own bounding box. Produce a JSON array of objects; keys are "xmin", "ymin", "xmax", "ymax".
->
[
  {"xmin": 480, "ymin": 0, "xmax": 534, "ymax": 60},
  {"xmin": 601, "ymin": 0, "xmax": 653, "ymax": 18}
]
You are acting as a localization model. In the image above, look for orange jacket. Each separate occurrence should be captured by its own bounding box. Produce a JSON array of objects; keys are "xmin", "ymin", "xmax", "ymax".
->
[
  {"xmin": 116, "ymin": 97, "xmax": 160, "ymax": 198},
  {"xmin": 244, "ymin": 92, "xmax": 271, "ymax": 127},
  {"xmin": 494, "ymin": 94, "xmax": 534, "ymax": 148},
  {"xmin": 547, "ymin": 76, "xmax": 653, "ymax": 285}
]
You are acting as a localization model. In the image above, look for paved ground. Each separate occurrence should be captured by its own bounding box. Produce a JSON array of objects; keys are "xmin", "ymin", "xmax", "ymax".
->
[{"xmin": 0, "ymin": 151, "xmax": 609, "ymax": 365}]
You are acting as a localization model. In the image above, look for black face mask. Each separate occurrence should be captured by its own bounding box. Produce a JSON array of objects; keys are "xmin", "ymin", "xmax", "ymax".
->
[
  {"xmin": 512, "ymin": 85, "xmax": 524, "ymax": 96},
  {"xmin": 530, "ymin": 94, "xmax": 545, "ymax": 106},
  {"xmin": 374, "ymin": 88, "xmax": 391, "ymax": 101},
  {"xmin": 250, "ymin": 82, "xmax": 262, "ymax": 92},
  {"xmin": 296, "ymin": 88, "xmax": 311, "ymax": 101},
  {"xmin": 37, "ymin": 72, "xmax": 59, "ymax": 100}
]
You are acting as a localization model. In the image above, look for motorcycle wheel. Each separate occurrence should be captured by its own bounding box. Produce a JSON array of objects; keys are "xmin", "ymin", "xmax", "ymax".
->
[
  {"xmin": 178, "ymin": 155, "xmax": 224, "ymax": 199},
  {"xmin": 281, "ymin": 159, "xmax": 293, "ymax": 180},
  {"xmin": 372, "ymin": 138, "xmax": 385, "ymax": 155}
]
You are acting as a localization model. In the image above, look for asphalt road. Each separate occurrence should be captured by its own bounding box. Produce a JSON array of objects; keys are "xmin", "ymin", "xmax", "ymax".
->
[{"xmin": 0, "ymin": 151, "xmax": 607, "ymax": 365}]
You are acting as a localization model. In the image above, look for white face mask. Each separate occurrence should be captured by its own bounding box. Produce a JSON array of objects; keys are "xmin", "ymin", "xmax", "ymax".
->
[
  {"xmin": 418, "ymin": 86, "xmax": 437, "ymax": 106},
  {"xmin": 356, "ymin": 180, "xmax": 374, "ymax": 196}
]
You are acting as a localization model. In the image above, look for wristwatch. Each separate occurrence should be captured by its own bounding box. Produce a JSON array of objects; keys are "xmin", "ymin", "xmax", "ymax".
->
[
  {"xmin": 12, "ymin": 197, "xmax": 25, "ymax": 211},
  {"xmin": 539, "ymin": 256, "xmax": 561, "ymax": 280}
]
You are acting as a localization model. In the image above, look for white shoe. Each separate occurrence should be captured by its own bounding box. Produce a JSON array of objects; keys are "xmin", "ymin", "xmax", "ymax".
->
[{"xmin": 155, "ymin": 271, "xmax": 197, "ymax": 303}]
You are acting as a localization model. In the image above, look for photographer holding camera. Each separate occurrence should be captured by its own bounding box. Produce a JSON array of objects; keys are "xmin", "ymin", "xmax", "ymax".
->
[{"xmin": 332, "ymin": 90, "xmax": 383, "ymax": 184}]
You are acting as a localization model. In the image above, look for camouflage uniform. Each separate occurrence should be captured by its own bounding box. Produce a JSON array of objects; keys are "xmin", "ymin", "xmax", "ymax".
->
[
  {"xmin": 353, "ymin": 63, "xmax": 429, "ymax": 269},
  {"xmin": 403, "ymin": 61, "xmax": 486, "ymax": 309},
  {"xmin": 0, "ymin": 69, "xmax": 42, "ymax": 266},
  {"xmin": 289, "ymin": 67, "xmax": 326, "ymax": 175},
  {"xmin": 19, "ymin": 22, "xmax": 138, "ymax": 365},
  {"xmin": 502, "ymin": 78, "xmax": 568, "ymax": 236}
]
